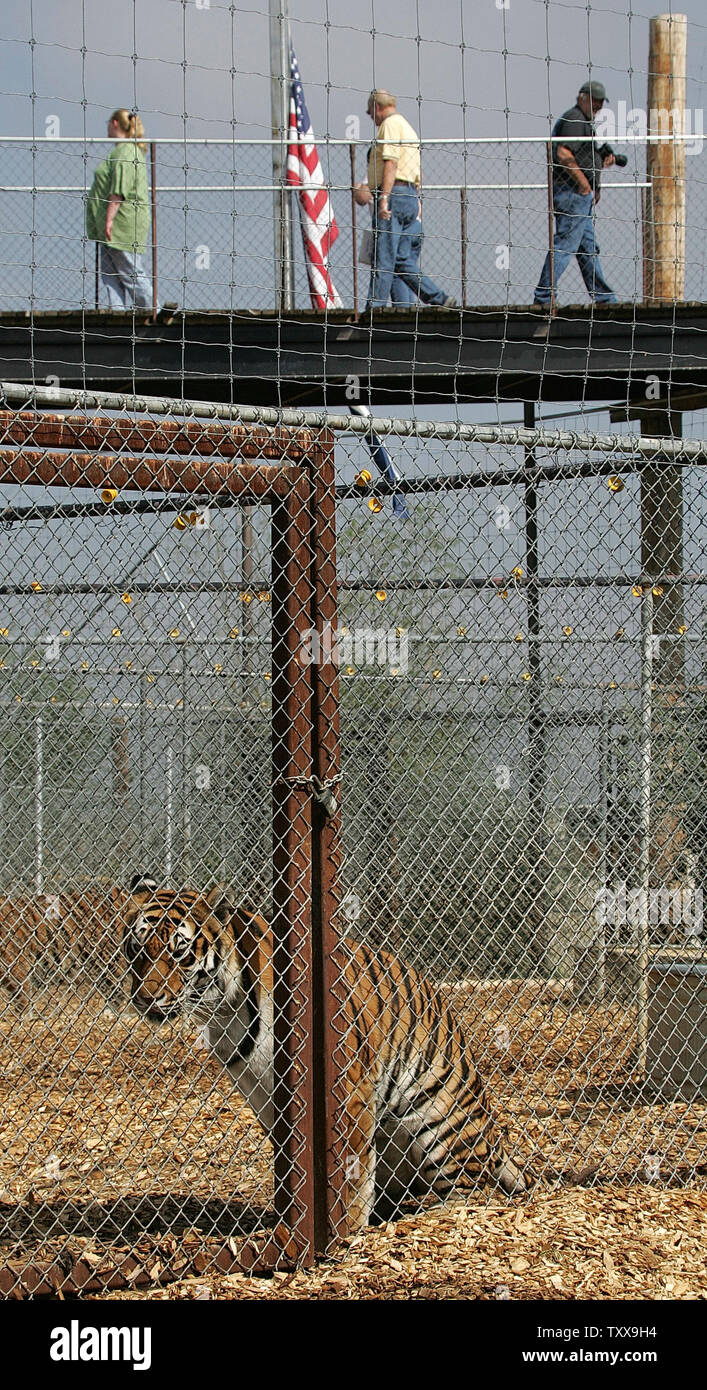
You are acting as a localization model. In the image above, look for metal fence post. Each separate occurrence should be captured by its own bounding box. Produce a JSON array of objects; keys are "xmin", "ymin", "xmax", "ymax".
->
[
  {"xmin": 637, "ymin": 584, "xmax": 654, "ymax": 1074},
  {"xmin": 165, "ymin": 739, "xmax": 174, "ymax": 880},
  {"xmin": 150, "ymin": 140, "xmax": 158, "ymax": 322},
  {"xmin": 596, "ymin": 701, "xmax": 610, "ymax": 1004},
  {"xmin": 307, "ymin": 429, "xmax": 347, "ymax": 1249},
  {"xmin": 34, "ymin": 714, "xmax": 43, "ymax": 894},
  {"xmin": 271, "ymin": 472, "xmax": 318, "ymax": 1263},
  {"xmin": 460, "ymin": 187, "xmax": 468, "ymax": 307},
  {"xmin": 523, "ymin": 402, "xmax": 548, "ymax": 968},
  {"xmin": 545, "ymin": 139, "xmax": 555, "ymax": 312},
  {"xmin": 350, "ymin": 143, "xmax": 359, "ymax": 318}
]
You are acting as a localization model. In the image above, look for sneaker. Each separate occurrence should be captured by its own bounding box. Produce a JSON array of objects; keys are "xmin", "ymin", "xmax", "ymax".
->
[{"xmin": 442, "ymin": 295, "xmax": 458, "ymax": 308}]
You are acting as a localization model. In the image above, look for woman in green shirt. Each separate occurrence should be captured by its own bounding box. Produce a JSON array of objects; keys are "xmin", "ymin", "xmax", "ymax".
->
[{"xmin": 86, "ymin": 109, "xmax": 157, "ymax": 310}]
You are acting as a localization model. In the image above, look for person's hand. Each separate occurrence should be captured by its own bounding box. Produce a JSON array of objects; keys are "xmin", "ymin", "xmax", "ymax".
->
[
  {"xmin": 105, "ymin": 220, "xmax": 113, "ymax": 241},
  {"xmin": 602, "ymin": 153, "xmax": 616, "ymax": 168},
  {"xmin": 354, "ymin": 182, "xmax": 373, "ymax": 207},
  {"xmin": 378, "ymin": 194, "xmax": 392, "ymax": 221}
]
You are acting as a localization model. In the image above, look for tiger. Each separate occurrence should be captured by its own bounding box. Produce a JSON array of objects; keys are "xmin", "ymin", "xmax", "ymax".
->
[
  {"xmin": 121, "ymin": 874, "xmax": 527, "ymax": 1230},
  {"xmin": 0, "ymin": 884, "xmax": 127, "ymax": 1008}
]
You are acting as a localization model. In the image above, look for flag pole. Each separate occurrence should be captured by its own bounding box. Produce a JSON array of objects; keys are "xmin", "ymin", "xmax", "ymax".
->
[{"xmin": 270, "ymin": 0, "xmax": 295, "ymax": 311}]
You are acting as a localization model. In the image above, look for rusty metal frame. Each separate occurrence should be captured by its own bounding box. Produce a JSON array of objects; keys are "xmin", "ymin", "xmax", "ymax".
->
[{"xmin": 0, "ymin": 411, "xmax": 342, "ymax": 1294}]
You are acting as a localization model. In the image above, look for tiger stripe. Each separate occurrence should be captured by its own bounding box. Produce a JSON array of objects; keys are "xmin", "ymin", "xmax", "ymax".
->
[
  {"xmin": 0, "ymin": 885, "xmax": 127, "ymax": 1006},
  {"xmin": 121, "ymin": 876, "xmax": 527, "ymax": 1230}
]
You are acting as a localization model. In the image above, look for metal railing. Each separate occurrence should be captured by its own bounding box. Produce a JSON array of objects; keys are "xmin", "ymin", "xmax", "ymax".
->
[{"xmin": 1, "ymin": 135, "xmax": 701, "ymax": 313}]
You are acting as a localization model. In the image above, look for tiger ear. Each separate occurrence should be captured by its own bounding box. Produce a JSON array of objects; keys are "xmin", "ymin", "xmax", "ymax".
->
[
  {"xmin": 129, "ymin": 873, "xmax": 158, "ymax": 896},
  {"xmin": 205, "ymin": 883, "xmax": 236, "ymax": 924}
]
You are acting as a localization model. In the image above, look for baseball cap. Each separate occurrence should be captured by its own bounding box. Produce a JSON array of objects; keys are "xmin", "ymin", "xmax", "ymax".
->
[{"xmin": 579, "ymin": 80, "xmax": 608, "ymax": 102}]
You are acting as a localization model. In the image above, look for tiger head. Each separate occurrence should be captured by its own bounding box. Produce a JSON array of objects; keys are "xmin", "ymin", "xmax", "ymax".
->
[{"xmin": 121, "ymin": 875, "xmax": 270, "ymax": 1038}]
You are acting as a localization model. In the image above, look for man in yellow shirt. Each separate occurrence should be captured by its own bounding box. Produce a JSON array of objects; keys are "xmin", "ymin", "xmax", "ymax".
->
[{"xmin": 361, "ymin": 90, "xmax": 456, "ymax": 311}]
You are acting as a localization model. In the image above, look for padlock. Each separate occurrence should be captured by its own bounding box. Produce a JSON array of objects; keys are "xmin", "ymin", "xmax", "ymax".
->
[{"xmin": 316, "ymin": 786, "xmax": 338, "ymax": 817}]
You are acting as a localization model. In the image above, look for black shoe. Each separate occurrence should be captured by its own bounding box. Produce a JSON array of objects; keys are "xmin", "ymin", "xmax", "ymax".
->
[
  {"xmin": 532, "ymin": 308, "xmax": 558, "ymax": 339},
  {"xmin": 156, "ymin": 301, "xmax": 178, "ymax": 324}
]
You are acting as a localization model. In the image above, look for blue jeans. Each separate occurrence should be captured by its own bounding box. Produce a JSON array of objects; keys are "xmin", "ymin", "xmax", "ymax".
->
[
  {"xmin": 534, "ymin": 187, "xmax": 617, "ymax": 305},
  {"xmin": 389, "ymin": 221, "xmax": 422, "ymax": 305},
  {"xmin": 366, "ymin": 188, "xmax": 447, "ymax": 308},
  {"xmin": 99, "ymin": 243, "xmax": 156, "ymax": 310}
]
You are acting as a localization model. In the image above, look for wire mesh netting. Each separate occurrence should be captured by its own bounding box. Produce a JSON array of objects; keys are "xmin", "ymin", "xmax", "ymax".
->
[
  {"xmin": 0, "ymin": 410, "xmax": 334, "ymax": 1292},
  {"xmin": 2, "ymin": 135, "xmax": 705, "ymax": 313},
  {"xmin": 0, "ymin": 398, "xmax": 705, "ymax": 1292},
  {"xmin": 328, "ymin": 428, "xmax": 707, "ymax": 1238}
]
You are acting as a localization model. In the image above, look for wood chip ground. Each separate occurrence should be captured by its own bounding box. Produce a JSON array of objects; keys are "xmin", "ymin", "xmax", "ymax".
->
[
  {"xmin": 87, "ymin": 1186, "xmax": 707, "ymax": 1301},
  {"xmin": 1, "ymin": 979, "xmax": 705, "ymax": 1300}
]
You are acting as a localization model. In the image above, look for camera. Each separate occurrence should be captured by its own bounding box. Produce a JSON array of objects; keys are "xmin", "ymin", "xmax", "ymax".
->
[{"xmin": 599, "ymin": 143, "xmax": 628, "ymax": 168}]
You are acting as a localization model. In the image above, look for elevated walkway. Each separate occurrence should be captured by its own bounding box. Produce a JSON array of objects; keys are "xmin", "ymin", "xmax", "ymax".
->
[{"xmin": 1, "ymin": 303, "xmax": 706, "ymax": 408}]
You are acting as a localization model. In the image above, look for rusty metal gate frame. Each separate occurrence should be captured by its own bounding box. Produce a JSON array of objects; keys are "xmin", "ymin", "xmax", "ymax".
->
[{"xmin": 0, "ymin": 409, "xmax": 343, "ymax": 1294}]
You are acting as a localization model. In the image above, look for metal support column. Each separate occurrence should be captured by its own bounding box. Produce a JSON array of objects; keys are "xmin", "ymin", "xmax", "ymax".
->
[{"xmin": 270, "ymin": 0, "xmax": 295, "ymax": 310}]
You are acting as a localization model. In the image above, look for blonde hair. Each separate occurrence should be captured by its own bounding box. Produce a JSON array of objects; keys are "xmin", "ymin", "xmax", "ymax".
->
[{"xmin": 110, "ymin": 108, "xmax": 147, "ymax": 153}]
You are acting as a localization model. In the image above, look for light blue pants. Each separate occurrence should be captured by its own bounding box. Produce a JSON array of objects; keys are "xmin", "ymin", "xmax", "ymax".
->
[
  {"xmin": 389, "ymin": 222, "xmax": 422, "ymax": 305},
  {"xmin": 366, "ymin": 187, "xmax": 448, "ymax": 308},
  {"xmin": 534, "ymin": 187, "xmax": 617, "ymax": 305},
  {"xmin": 99, "ymin": 243, "xmax": 156, "ymax": 311}
]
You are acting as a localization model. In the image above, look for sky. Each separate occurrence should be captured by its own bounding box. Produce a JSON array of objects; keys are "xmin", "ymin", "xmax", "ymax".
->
[
  {"xmin": 1, "ymin": 0, "xmax": 707, "ymax": 431},
  {"xmin": 1, "ymin": 0, "xmax": 707, "ymax": 142}
]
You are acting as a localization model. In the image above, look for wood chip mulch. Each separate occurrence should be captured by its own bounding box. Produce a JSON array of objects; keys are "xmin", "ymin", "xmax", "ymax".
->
[
  {"xmin": 87, "ymin": 1186, "xmax": 707, "ymax": 1301},
  {"xmin": 2, "ymin": 979, "xmax": 706, "ymax": 1300}
]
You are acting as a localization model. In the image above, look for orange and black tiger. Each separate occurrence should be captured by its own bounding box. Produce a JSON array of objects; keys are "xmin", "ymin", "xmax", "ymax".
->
[
  {"xmin": 0, "ymin": 885, "xmax": 127, "ymax": 1007},
  {"xmin": 121, "ymin": 874, "xmax": 527, "ymax": 1229}
]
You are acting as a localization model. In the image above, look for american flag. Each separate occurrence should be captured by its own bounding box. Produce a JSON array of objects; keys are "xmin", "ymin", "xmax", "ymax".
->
[{"xmin": 286, "ymin": 42, "xmax": 342, "ymax": 309}]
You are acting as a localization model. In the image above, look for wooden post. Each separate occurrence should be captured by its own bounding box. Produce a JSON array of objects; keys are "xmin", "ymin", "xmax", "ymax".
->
[
  {"xmin": 644, "ymin": 13, "xmax": 687, "ymax": 303},
  {"xmin": 639, "ymin": 17, "xmax": 688, "ymax": 909}
]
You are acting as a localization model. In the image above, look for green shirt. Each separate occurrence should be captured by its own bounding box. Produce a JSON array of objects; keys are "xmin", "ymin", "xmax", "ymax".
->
[{"xmin": 86, "ymin": 141, "xmax": 150, "ymax": 253}]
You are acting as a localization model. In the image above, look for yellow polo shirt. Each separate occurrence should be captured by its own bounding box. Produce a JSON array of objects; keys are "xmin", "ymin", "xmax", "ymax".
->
[{"xmin": 367, "ymin": 112, "xmax": 421, "ymax": 189}]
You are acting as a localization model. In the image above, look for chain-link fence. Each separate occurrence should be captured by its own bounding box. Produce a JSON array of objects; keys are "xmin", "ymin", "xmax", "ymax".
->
[
  {"xmin": 1, "ymin": 390, "xmax": 706, "ymax": 1292},
  {"xmin": 2, "ymin": 135, "xmax": 705, "ymax": 312},
  {"xmin": 0, "ymin": 406, "xmax": 342, "ymax": 1292}
]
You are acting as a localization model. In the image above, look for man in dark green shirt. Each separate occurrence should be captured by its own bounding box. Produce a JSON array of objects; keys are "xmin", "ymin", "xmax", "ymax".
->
[
  {"xmin": 533, "ymin": 80, "xmax": 618, "ymax": 308},
  {"xmin": 86, "ymin": 109, "xmax": 157, "ymax": 311}
]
